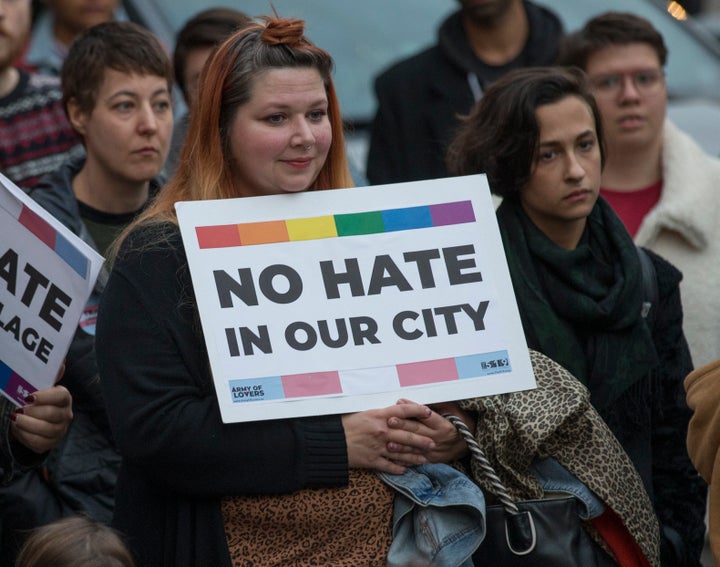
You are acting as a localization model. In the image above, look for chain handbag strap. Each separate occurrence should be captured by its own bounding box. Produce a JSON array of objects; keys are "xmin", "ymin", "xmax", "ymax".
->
[
  {"xmin": 444, "ymin": 414, "xmax": 538, "ymax": 556},
  {"xmin": 443, "ymin": 414, "xmax": 520, "ymax": 515}
]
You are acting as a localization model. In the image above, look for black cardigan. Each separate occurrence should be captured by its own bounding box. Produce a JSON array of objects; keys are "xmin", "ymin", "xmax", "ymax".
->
[{"xmin": 96, "ymin": 224, "xmax": 349, "ymax": 566}]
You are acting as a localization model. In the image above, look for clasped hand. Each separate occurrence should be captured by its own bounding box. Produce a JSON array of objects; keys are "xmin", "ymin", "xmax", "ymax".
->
[{"xmin": 342, "ymin": 399, "xmax": 474, "ymax": 475}]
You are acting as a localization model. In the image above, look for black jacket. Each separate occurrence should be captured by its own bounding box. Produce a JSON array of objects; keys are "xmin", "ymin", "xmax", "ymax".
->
[
  {"xmin": 31, "ymin": 157, "xmax": 110, "ymax": 436},
  {"xmin": 605, "ymin": 249, "xmax": 706, "ymax": 567},
  {"xmin": 366, "ymin": 1, "xmax": 563, "ymax": 185}
]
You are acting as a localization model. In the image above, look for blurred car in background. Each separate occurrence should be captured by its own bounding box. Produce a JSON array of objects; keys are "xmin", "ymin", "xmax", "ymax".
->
[{"xmin": 121, "ymin": 0, "xmax": 720, "ymax": 175}]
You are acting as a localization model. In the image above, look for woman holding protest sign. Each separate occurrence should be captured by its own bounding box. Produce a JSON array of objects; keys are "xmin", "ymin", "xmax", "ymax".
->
[
  {"xmin": 446, "ymin": 66, "xmax": 706, "ymax": 566},
  {"xmin": 94, "ymin": 16, "xmax": 469, "ymax": 566}
]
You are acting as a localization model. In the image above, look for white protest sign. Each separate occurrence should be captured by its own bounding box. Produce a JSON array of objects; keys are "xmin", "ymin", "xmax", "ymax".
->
[
  {"xmin": 0, "ymin": 174, "xmax": 103, "ymax": 406},
  {"xmin": 176, "ymin": 175, "xmax": 535, "ymax": 423}
]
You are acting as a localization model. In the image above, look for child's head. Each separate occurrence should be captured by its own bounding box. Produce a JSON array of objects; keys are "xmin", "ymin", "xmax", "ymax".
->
[{"xmin": 15, "ymin": 515, "xmax": 134, "ymax": 567}]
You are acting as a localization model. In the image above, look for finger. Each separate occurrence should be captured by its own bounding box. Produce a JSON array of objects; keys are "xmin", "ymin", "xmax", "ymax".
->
[
  {"xmin": 27, "ymin": 385, "xmax": 72, "ymax": 409},
  {"xmin": 386, "ymin": 428, "xmax": 435, "ymax": 451},
  {"xmin": 389, "ymin": 403, "xmax": 432, "ymax": 421},
  {"xmin": 416, "ymin": 409, "xmax": 450, "ymax": 428},
  {"xmin": 387, "ymin": 416, "xmax": 427, "ymax": 434},
  {"xmin": 388, "ymin": 410, "xmax": 449, "ymax": 436},
  {"xmin": 10, "ymin": 420, "xmax": 58, "ymax": 454},
  {"xmin": 376, "ymin": 452, "xmax": 428, "ymax": 475},
  {"xmin": 10, "ymin": 429, "xmax": 56, "ymax": 454},
  {"xmin": 376, "ymin": 459, "xmax": 407, "ymax": 475},
  {"xmin": 387, "ymin": 451, "xmax": 428, "ymax": 468},
  {"xmin": 387, "ymin": 441, "xmax": 426, "ymax": 454},
  {"xmin": 11, "ymin": 410, "xmax": 67, "ymax": 439},
  {"xmin": 20, "ymin": 404, "xmax": 72, "ymax": 427}
]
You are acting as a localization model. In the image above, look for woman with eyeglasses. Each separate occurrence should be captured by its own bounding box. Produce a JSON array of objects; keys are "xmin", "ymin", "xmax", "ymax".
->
[{"xmin": 446, "ymin": 65, "xmax": 706, "ymax": 567}]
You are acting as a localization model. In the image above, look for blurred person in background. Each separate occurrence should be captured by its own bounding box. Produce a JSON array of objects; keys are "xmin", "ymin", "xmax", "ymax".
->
[
  {"xmin": 558, "ymin": 13, "xmax": 720, "ymax": 370},
  {"xmin": 0, "ymin": 0, "xmax": 81, "ymax": 190},
  {"xmin": 165, "ymin": 6, "xmax": 252, "ymax": 177},
  {"xmin": 366, "ymin": 0, "xmax": 563, "ymax": 185},
  {"xmin": 685, "ymin": 358, "xmax": 720, "ymax": 567},
  {"xmin": 28, "ymin": 14, "xmax": 174, "ymax": 522},
  {"xmin": 14, "ymin": 514, "xmax": 134, "ymax": 567},
  {"xmin": 19, "ymin": 0, "xmax": 124, "ymax": 77}
]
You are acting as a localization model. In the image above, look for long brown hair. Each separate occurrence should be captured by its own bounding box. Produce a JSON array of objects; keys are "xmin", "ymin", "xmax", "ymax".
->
[{"xmin": 114, "ymin": 16, "xmax": 353, "ymax": 254}]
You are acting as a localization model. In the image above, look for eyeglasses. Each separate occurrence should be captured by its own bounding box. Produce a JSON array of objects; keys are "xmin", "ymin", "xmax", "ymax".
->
[{"xmin": 588, "ymin": 69, "xmax": 665, "ymax": 97}]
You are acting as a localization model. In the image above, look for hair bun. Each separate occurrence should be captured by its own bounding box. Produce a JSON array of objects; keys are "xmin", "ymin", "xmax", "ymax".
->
[{"xmin": 260, "ymin": 17, "xmax": 307, "ymax": 46}]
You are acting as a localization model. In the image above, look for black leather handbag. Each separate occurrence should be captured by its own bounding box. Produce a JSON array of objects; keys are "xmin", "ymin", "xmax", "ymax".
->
[{"xmin": 444, "ymin": 415, "xmax": 618, "ymax": 566}]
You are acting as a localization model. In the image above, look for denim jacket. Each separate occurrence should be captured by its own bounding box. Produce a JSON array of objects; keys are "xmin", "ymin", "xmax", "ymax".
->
[
  {"xmin": 378, "ymin": 463, "xmax": 486, "ymax": 567},
  {"xmin": 531, "ymin": 457, "xmax": 605, "ymax": 520},
  {"xmin": 379, "ymin": 458, "xmax": 605, "ymax": 567}
]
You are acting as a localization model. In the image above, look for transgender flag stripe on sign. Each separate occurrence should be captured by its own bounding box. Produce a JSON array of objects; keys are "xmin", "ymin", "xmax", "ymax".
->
[
  {"xmin": 18, "ymin": 205, "xmax": 89, "ymax": 279},
  {"xmin": 227, "ymin": 350, "xmax": 512, "ymax": 404}
]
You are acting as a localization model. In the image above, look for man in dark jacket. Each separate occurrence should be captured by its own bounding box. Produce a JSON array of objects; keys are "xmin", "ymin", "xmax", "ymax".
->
[{"xmin": 366, "ymin": 0, "xmax": 563, "ymax": 185}]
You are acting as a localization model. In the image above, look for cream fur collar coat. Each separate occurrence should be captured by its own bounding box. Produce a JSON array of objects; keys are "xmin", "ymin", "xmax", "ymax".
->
[{"xmin": 635, "ymin": 119, "xmax": 720, "ymax": 367}]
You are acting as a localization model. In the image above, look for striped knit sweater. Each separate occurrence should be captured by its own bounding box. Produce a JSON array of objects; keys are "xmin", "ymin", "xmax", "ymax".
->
[{"xmin": 0, "ymin": 69, "xmax": 82, "ymax": 190}]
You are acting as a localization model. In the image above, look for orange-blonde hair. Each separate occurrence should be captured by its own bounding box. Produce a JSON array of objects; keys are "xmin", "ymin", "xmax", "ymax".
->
[{"xmin": 121, "ymin": 16, "xmax": 353, "ymax": 245}]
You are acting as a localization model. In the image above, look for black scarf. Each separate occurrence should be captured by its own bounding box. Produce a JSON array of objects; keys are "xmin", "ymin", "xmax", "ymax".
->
[{"xmin": 496, "ymin": 196, "xmax": 658, "ymax": 410}]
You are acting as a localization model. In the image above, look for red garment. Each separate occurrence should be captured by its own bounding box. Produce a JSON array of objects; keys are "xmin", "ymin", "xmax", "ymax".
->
[
  {"xmin": 591, "ymin": 507, "xmax": 650, "ymax": 567},
  {"xmin": 600, "ymin": 181, "xmax": 662, "ymax": 238}
]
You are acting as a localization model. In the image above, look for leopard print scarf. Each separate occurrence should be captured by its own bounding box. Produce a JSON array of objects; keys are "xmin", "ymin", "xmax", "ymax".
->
[{"xmin": 458, "ymin": 349, "xmax": 661, "ymax": 566}]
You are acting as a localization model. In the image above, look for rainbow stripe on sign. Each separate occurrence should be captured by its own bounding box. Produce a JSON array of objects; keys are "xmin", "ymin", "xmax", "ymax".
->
[
  {"xmin": 228, "ymin": 350, "xmax": 511, "ymax": 404},
  {"xmin": 18, "ymin": 205, "xmax": 90, "ymax": 279},
  {"xmin": 196, "ymin": 200, "xmax": 476, "ymax": 249}
]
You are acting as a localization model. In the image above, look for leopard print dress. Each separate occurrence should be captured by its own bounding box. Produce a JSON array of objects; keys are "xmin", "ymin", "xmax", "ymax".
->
[{"xmin": 221, "ymin": 469, "xmax": 394, "ymax": 566}]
